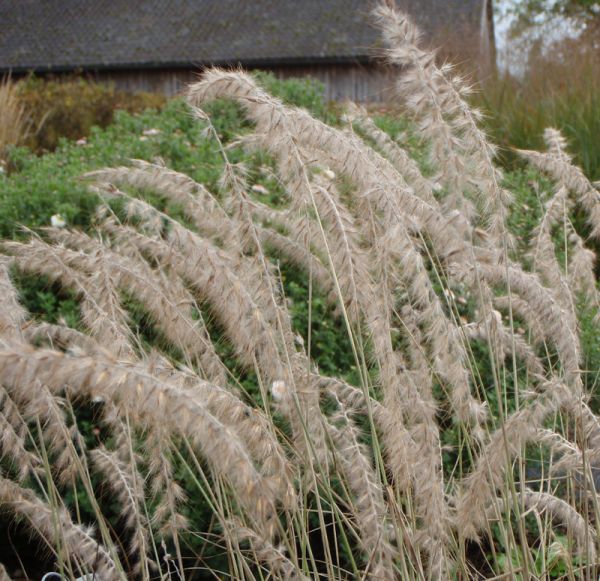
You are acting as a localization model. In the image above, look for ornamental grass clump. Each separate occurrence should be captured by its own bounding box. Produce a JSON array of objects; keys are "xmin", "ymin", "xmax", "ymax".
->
[
  {"xmin": 0, "ymin": 3, "xmax": 599, "ymax": 579},
  {"xmin": 0, "ymin": 76, "xmax": 28, "ymax": 158}
]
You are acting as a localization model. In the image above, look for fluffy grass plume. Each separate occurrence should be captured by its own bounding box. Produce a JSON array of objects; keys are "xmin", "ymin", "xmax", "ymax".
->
[{"xmin": 0, "ymin": 3, "xmax": 599, "ymax": 579}]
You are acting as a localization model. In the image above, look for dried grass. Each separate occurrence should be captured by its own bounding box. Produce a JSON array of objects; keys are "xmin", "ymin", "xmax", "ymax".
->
[
  {"xmin": 0, "ymin": 76, "xmax": 28, "ymax": 157},
  {"xmin": 0, "ymin": 3, "xmax": 599, "ymax": 579}
]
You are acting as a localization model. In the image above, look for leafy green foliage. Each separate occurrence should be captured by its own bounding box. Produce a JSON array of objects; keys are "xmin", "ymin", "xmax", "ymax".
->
[
  {"xmin": 252, "ymin": 71, "xmax": 338, "ymax": 122},
  {"xmin": 2, "ymin": 73, "xmax": 338, "ymax": 241}
]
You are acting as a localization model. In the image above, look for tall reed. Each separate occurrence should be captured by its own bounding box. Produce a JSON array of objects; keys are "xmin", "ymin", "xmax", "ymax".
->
[{"xmin": 0, "ymin": 76, "xmax": 28, "ymax": 158}]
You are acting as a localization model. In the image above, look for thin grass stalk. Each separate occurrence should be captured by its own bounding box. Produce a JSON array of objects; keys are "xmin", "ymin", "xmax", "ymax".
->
[
  {"xmin": 0, "ymin": 342, "xmax": 280, "ymax": 538},
  {"xmin": 0, "ymin": 475, "xmax": 120, "ymax": 579}
]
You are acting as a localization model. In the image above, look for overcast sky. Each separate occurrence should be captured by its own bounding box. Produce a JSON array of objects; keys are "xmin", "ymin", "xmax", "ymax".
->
[
  {"xmin": 494, "ymin": 0, "xmax": 515, "ymax": 50},
  {"xmin": 493, "ymin": 0, "xmax": 586, "ymax": 71}
]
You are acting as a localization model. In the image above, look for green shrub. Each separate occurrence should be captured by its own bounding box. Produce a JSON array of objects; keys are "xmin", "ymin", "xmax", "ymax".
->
[
  {"xmin": 252, "ymin": 70, "xmax": 339, "ymax": 122},
  {"xmin": 2, "ymin": 72, "xmax": 338, "ymax": 241},
  {"xmin": 2, "ymin": 99, "xmax": 217, "ymax": 238}
]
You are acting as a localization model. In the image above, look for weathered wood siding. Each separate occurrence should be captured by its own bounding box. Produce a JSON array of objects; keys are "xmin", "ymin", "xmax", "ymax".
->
[
  {"xmin": 93, "ymin": 63, "xmax": 397, "ymax": 102},
  {"xmin": 270, "ymin": 64, "xmax": 396, "ymax": 102},
  {"xmin": 94, "ymin": 68, "xmax": 197, "ymax": 97}
]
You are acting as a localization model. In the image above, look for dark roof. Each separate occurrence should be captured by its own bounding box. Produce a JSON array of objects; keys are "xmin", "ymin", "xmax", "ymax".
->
[{"xmin": 0, "ymin": 0, "xmax": 490, "ymax": 73}]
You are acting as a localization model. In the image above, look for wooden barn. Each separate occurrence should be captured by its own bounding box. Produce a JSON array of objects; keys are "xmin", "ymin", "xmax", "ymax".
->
[{"xmin": 0, "ymin": 0, "xmax": 495, "ymax": 102}]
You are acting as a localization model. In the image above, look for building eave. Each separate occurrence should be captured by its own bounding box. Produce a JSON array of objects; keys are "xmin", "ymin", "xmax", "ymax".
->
[{"xmin": 0, "ymin": 54, "xmax": 375, "ymax": 75}]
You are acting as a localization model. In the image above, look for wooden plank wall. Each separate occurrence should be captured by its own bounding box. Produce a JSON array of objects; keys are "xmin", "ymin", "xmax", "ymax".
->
[
  {"xmin": 94, "ymin": 64, "xmax": 397, "ymax": 102},
  {"xmin": 271, "ymin": 64, "xmax": 397, "ymax": 102}
]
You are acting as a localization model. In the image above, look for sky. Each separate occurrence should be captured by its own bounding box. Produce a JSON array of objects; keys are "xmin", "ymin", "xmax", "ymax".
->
[
  {"xmin": 494, "ymin": 0, "xmax": 516, "ymax": 50},
  {"xmin": 493, "ymin": 0, "xmax": 587, "ymax": 72}
]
